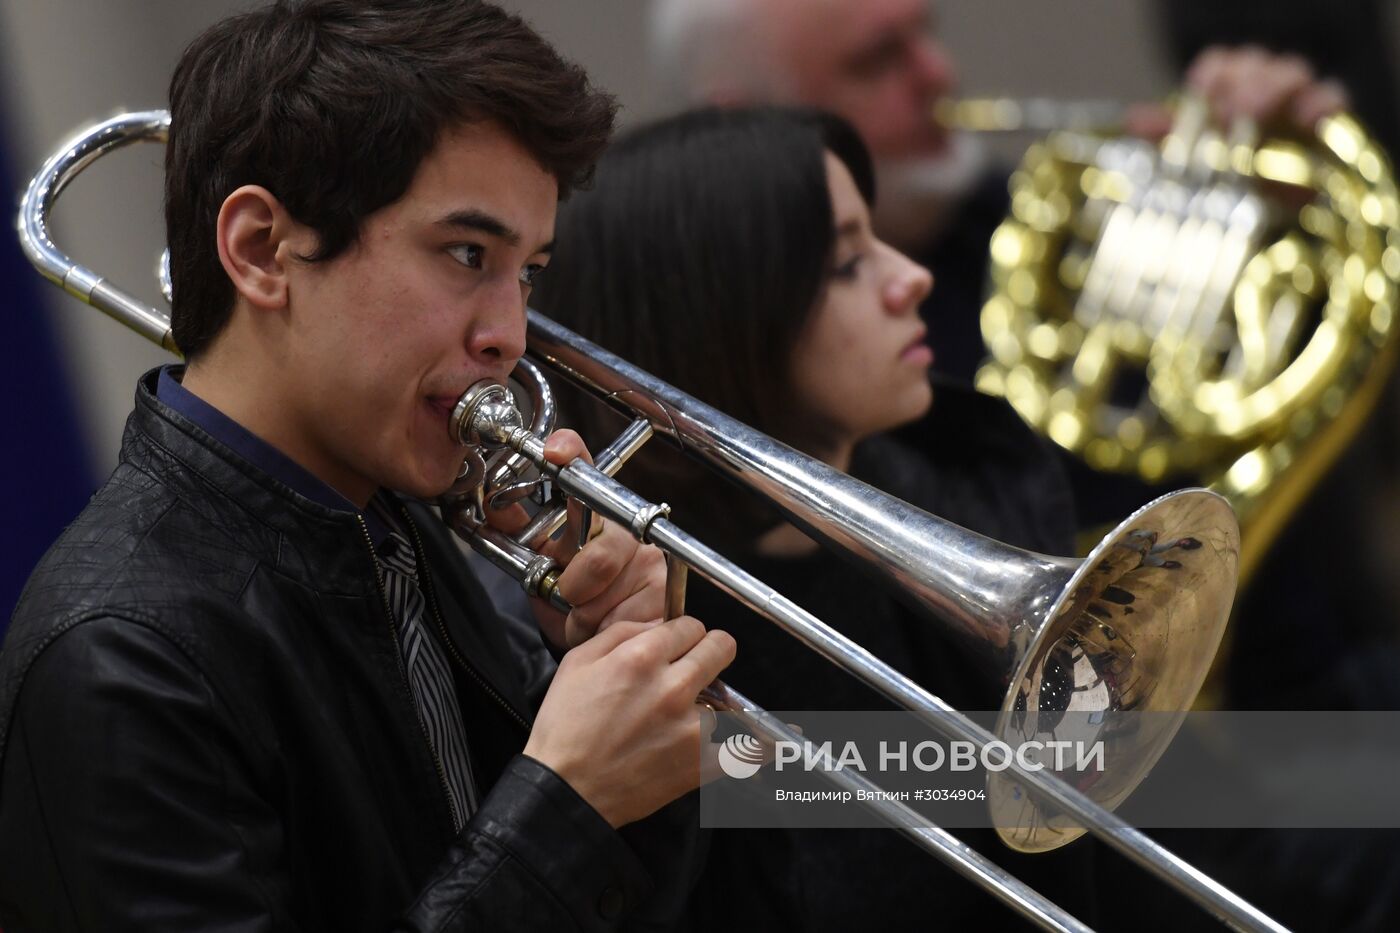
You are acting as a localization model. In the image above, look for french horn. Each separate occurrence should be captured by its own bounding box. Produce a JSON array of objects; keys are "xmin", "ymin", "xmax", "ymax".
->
[{"xmin": 952, "ymin": 96, "xmax": 1400, "ymax": 585}]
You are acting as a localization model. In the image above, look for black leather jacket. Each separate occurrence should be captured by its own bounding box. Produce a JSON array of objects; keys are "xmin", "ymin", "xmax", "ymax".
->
[{"xmin": 0, "ymin": 370, "xmax": 697, "ymax": 932}]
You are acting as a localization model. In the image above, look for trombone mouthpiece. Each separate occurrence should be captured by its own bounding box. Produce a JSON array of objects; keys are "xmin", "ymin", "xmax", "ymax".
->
[{"xmin": 450, "ymin": 381, "xmax": 524, "ymax": 448}]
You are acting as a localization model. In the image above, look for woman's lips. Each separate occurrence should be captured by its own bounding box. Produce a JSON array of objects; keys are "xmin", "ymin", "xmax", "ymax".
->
[{"xmin": 901, "ymin": 331, "xmax": 934, "ymax": 365}]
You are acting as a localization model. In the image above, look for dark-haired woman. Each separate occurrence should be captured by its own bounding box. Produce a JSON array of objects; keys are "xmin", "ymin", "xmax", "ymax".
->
[{"xmin": 533, "ymin": 107, "xmax": 1093, "ymax": 930}]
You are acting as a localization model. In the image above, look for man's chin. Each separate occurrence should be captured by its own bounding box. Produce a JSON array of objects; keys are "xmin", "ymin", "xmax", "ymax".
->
[
  {"xmin": 390, "ymin": 462, "xmax": 467, "ymax": 502},
  {"xmin": 873, "ymin": 132, "xmax": 990, "ymax": 249}
]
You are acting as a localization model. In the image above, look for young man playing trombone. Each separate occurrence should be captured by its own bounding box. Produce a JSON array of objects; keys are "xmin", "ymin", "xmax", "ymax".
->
[{"xmin": 0, "ymin": 1, "xmax": 735, "ymax": 929}]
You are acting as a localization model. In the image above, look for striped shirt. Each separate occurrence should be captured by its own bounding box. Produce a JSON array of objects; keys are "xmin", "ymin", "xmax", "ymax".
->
[{"xmin": 373, "ymin": 512, "xmax": 480, "ymax": 832}]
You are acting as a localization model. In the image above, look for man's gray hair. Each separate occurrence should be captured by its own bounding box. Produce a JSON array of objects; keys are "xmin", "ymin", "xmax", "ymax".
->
[{"xmin": 649, "ymin": 0, "xmax": 791, "ymax": 110}]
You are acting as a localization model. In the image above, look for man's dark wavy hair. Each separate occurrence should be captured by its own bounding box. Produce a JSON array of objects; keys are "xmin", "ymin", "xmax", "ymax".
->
[{"xmin": 165, "ymin": 0, "xmax": 617, "ymax": 359}]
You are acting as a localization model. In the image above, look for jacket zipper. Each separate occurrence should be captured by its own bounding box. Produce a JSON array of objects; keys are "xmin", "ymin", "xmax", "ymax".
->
[
  {"xmin": 399, "ymin": 508, "xmax": 532, "ymax": 733},
  {"xmin": 356, "ymin": 515, "xmax": 462, "ymax": 834}
]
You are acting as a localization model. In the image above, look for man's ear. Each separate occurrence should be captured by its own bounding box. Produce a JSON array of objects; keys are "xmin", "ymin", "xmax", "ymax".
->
[{"xmin": 215, "ymin": 185, "xmax": 305, "ymax": 310}]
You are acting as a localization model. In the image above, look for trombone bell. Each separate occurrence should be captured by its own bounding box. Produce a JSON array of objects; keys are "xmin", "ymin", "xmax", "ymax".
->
[
  {"xmin": 524, "ymin": 310, "xmax": 1239, "ymax": 853},
  {"xmin": 990, "ymin": 489, "xmax": 1237, "ymax": 851}
]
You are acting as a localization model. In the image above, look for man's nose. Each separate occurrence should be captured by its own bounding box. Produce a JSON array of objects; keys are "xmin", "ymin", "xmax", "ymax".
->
[
  {"xmin": 466, "ymin": 284, "xmax": 528, "ymax": 368},
  {"xmin": 910, "ymin": 36, "xmax": 956, "ymax": 96}
]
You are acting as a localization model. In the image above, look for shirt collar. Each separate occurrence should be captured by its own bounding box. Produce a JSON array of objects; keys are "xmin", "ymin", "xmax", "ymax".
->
[{"xmin": 156, "ymin": 364, "xmax": 395, "ymax": 548}]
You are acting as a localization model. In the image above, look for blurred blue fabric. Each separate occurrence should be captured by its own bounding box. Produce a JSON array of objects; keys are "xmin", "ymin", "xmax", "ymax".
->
[{"xmin": 2, "ymin": 104, "xmax": 97, "ymax": 634}]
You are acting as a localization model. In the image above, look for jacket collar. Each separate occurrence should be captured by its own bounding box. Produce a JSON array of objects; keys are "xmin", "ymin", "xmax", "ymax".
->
[
  {"xmin": 128, "ymin": 368, "xmax": 538, "ymax": 722},
  {"xmin": 124, "ymin": 368, "xmax": 382, "ymax": 597}
]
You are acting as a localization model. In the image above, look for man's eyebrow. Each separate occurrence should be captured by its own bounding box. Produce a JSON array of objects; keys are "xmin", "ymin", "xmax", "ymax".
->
[
  {"xmin": 437, "ymin": 208, "xmax": 522, "ymax": 246},
  {"xmin": 436, "ymin": 209, "xmax": 554, "ymax": 255}
]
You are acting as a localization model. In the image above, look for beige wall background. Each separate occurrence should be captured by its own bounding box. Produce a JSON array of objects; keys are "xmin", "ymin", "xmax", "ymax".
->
[{"xmin": 0, "ymin": 0, "xmax": 1288, "ymax": 470}]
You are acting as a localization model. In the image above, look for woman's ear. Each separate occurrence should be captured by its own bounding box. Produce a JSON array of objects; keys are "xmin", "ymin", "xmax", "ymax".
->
[{"xmin": 215, "ymin": 185, "xmax": 302, "ymax": 310}]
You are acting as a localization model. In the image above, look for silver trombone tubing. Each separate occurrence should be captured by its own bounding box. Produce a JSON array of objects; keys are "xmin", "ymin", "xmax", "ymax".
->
[
  {"xmin": 17, "ymin": 110, "xmax": 1289, "ymax": 933},
  {"xmin": 17, "ymin": 108, "xmax": 1098, "ymax": 933},
  {"xmin": 17, "ymin": 110, "xmax": 175, "ymax": 351},
  {"xmin": 508, "ymin": 313, "xmax": 1283, "ymax": 933},
  {"xmin": 446, "ymin": 508, "xmax": 1097, "ymax": 933}
]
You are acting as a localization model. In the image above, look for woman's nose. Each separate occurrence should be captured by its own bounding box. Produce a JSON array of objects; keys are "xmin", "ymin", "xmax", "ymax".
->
[{"xmin": 882, "ymin": 247, "xmax": 934, "ymax": 314}]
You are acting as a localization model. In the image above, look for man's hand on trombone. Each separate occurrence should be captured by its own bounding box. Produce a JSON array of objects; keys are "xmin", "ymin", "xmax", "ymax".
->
[
  {"xmin": 483, "ymin": 427, "xmax": 739, "ymax": 828},
  {"xmin": 481, "ymin": 428, "xmax": 675, "ymax": 651}
]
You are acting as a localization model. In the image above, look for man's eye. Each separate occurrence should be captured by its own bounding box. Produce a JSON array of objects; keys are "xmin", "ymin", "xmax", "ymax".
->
[
  {"xmin": 846, "ymin": 38, "xmax": 904, "ymax": 80},
  {"xmin": 449, "ymin": 244, "xmax": 484, "ymax": 268},
  {"xmin": 520, "ymin": 264, "xmax": 547, "ymax": 287}
]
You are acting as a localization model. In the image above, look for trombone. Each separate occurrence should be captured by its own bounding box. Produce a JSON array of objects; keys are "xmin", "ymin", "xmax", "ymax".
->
[{"xmin": 20, "ymin": 110, "xmax": 1290, "ymax": 933}]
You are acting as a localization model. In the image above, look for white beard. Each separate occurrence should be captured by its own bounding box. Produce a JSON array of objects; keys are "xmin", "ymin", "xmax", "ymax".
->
[{"xmin": 872, "ymin": 132, "xmax": 990, "ymax": 253}]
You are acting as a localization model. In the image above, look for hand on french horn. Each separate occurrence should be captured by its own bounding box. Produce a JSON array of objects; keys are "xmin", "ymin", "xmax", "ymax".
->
[
  {"xmin": 1125, "ymin": 45, "xmax": 1350, "ymax": 139},
  {"xmin": 480, "ymin": 428, "xmax": 671, "ymax": 651}
]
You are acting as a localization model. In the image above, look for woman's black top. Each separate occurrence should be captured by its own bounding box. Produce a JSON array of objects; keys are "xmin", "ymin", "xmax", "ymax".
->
[{"xmin": 682, "ymin": 382, "xmax": 1098, "ymax": 932}]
